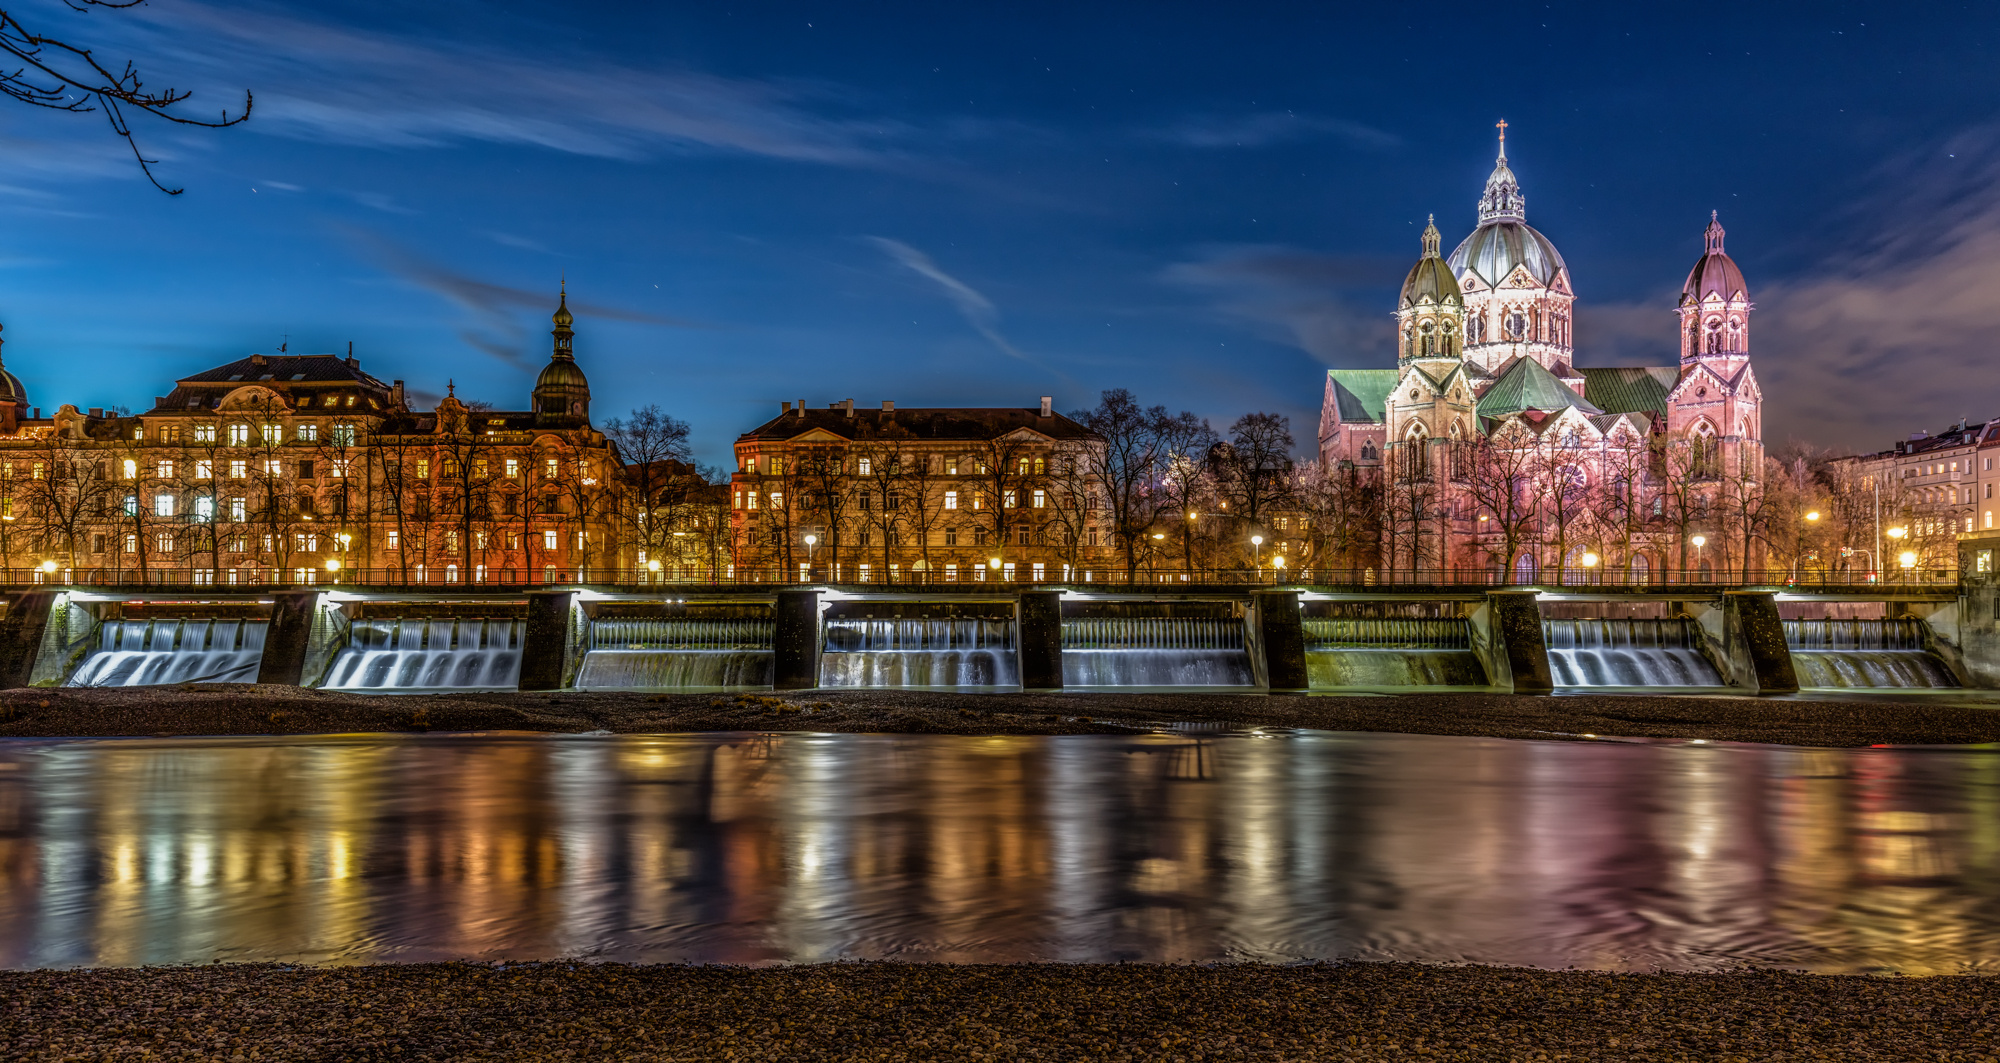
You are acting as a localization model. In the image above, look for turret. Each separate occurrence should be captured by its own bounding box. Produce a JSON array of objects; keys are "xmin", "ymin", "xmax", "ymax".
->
[{"xmin": 532, "ymin": 285, "xmax": 591, "ymax": 426}]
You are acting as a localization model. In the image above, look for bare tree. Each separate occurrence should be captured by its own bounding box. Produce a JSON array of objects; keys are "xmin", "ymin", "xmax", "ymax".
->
[
  {"xmin": 1463, "ymin": 429, "xmax": 1539, "ymax": 580},
  {"xmin": 1154, "ymin": 410, "xmax": 1220, "ymax": 577},
  {"xmin": 1072, "ymin": 389, "xmax": 1168, "ymax": 578},
  {"xmin": 1212, "ymin": 412, "xmax": 1294, "ymax": 531},
  {"xmin": 0, "ymin": 0, "xmax": 252, "ymax": 193},
  {"xmin": 604, "ymin": 405, "xmax": 693, "ymax": 570}
]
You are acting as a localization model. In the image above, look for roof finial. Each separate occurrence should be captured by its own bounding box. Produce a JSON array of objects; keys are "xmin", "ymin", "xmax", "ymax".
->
[
  {"xmin": 1496, "ymin": 118, "xmax": 1507, "ymax": 161},
  {"xmin": 446, "ymin": 379, "xmax": 455, "ymax": 398},
  {"xmin": 1704, "ymin": 210, "xmax": 1726, "ymax": 254},
  {"xmin": 1420, "ymin": 213, "xmax": 1441, "ymax": 257}
]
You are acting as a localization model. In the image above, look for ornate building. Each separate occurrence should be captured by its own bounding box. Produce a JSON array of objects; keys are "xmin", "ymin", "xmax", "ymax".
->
[
  {"xmin": 0, "ymin": 291, "xmax": 627, "ymax": 584},
  {"xmin": 728, "ymin": 398, "xmax": 1112, "ymax": 582},
  {"xmin": 1318, "ymin": 127, "xmax": 1765, "ymax": 579}
]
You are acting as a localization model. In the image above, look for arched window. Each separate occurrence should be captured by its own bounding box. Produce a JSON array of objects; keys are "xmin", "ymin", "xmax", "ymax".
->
[
  {"xmin": 1419, "ymin": 319, "xmax": 1435, "ymax": 357},
  {"xmin": 1401, "ymin": 425, "xmax": 1430, "ymax": 482},
  {"xmin": 1705, "ymin": 319, "xmax": 1723, "ymax": 354},
  {"xmin": 1505, "ymin": 310, "xmax": 1525, "ymax": 340},
  {"xmin": 1470, "ymin": 312, "xmax": 1485, "ymax": 344},
  {"xmin": 1360, "ymin": 441, "xmax": 1377, "ymax": 461},
  {"xmin": 1513, "ymin": 552, "xmax": 1539, "ymax": 584},
  {"xmin": 1440, "ymin": 318, "xmax": 1458, "ymax": 356},
  {"xmin": 1629, "ymin": 553, "xmax": 1651, "ymax": 586},
  {"xmin": 1691, "ymin": 423, "xmax": 1719, "ymax": 479}
]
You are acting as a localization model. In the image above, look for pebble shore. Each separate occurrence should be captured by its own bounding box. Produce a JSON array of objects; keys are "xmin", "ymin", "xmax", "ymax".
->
[
  {"xmin": 0, "ymin": 684, "xmax": 1995, "ymax": 747},
  {"xmin": 4, "ymin": 961, "xmax": 1996, "ymax": 1061}
]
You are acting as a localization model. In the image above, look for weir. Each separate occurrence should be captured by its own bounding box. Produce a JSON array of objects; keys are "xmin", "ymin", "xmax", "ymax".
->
[
  {"xmin": 575, "ymin": 616, "xmax": 775, "ymax": 690},
  {"xmin": 67, "ymin": 618, "xmax": 269, "ymax": 687},
  {"xmin": 1061, "ymin": 605, "xmax": 1253, "ymax": 688},
  {"xmin": 818, "ymin": 602, "xmax": 1018, "ymax": 688},
  {"xmin": 1543, "ymin": 617, "xmax": 1724, "ymax": 688},
  {"xmin": 320, "ymin": 616, "xmax": 525, "ymax": 691},
  {"xmin": 1784, "ymin": 617, "xmax": 1957, "ymax": 688},
  {"xmin": 1303, "ymin": 601, "xmax": 1487, "ymax": 689}
]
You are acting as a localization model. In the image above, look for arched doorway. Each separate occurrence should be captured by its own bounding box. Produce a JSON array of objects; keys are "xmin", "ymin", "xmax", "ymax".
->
[
  {"xmin": 1513, "ymin": 552, "xmax": 1539, "ymax": 584},
  {"xmin": 1628, "ymin": 554, "xmax": 1650, "ymax": 587}
]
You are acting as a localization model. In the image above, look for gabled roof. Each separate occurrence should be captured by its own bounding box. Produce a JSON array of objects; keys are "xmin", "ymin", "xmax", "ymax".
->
[
  {"xmin": 1579, "ymin": 367, "xmax": 1676, "ymax": 418},
  {"xmin": 1327, "ymin": 369, "xmax": 1399, "ymax": 425},
  {"xmin": 736, "ymin": 406, "xmax": 1102, "ymax": 445},
  {"xmin": 1476, "ymin": 357, "xmax": 1603, "ymax": 420},
  {"xmin": 177, "ymin": 354, "xmax": 390, "ymax": 388}
]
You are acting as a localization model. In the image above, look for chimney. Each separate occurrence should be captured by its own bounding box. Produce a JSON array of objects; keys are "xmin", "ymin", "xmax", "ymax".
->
[
  {"xmin": 1039, "ymin": 396, "xmax": 1052, "ymax": 417},
  {"xmin": 87, "ymin": 407, "xmax": 102, "ymax": 419},
  {"xmin": 882, "ymin": 400, "xmax": 895, "ymax": 412},
  {"xmin": 782, "ymin": 401, "xmax": 793, "ymax": 414},
  {"xmin": 346, "ymin": 340, "xmax": 358, "ymax": 369},
  {"xmin": 843, "ymin": 398, "xmax": 855, "ymax": 418},
  {"xmin": 391, "ymin": 380, "xmax": 405, "ymax": 407},
  {"xmin": 796, "ymin": 398, "xmax": 805, "ymax": 417}
]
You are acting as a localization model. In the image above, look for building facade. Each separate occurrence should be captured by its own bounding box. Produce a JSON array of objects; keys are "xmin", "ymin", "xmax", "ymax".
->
[
  {"xmin": 0, "ymin": 292, "xmax": 628, "ymax": 585},
  {"xmin": 1318, "ymin": 128, "xmax": 1766, "ymax": 580},
  {"xmin": 729, "ymin": 398, "xmax": 1113, "ymax": 582}
]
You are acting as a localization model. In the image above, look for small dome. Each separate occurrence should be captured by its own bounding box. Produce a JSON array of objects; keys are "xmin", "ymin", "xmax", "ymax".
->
[
  {"xmin": 0, "ymin": 366, "xmax": 26, "ymax": 405},
  {"xmin": 1448, "ymin": 220, "xmax": 1567, "ymax": 289},
  {"xmin": 1401, "ymin": 218, "xmax": 1461, "ymax": 308},
  {"xmin": 1681, "ymin": 212, "xmax": 1747, "ymax": 303},
  {"xmin": 535, "ymin": 358, "xmax": 588, "ymax": 391},
  {"xmin": 552, "ymin": 289, "xmax": 573, "ymax": 328}
]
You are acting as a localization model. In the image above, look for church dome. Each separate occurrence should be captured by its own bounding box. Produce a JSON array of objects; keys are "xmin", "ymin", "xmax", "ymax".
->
[
  {"xmin": 1400, "ymin": 216, "xmax": 1462, "ymax": 308},
  {"xmin": 1446, "ymin": 126, "xmax": 1568, "ymax": 290},
  {"xmin": 1681, "ymin": 212, "xmax": 1746, "ymax": 303},
  {"xmin": 1448, "ymin": 220, "xmax": 1567, "ymax": 288},
  {"xmin": 536, "ymin": 357, "xmax": 589, "ymax": 391},
  {"xmin": 0, "ymin": 365, "xmax": 26, "ymax": 405}
]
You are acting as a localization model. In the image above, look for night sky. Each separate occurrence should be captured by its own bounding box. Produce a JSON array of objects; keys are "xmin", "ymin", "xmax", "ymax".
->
[{"xmin": 1, "ymin": 1, "xmax": 1994, "ymax": 464}]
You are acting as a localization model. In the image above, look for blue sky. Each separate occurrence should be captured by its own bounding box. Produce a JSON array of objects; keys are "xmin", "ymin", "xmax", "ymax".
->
[{"xmin": 0, "ymin": 0, "xmax": 1995, "ymax": 464}]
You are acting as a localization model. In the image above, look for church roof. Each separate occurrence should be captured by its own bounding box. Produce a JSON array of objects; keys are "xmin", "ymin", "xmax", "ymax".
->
[
  {"xmin": 1327, "ymin": 369, "xmax": 1399, "ymax": 425},
  {"xmin": 1681, "ymin": 213, "xmax": 1748, "ymax": 304},
  {"xmin": 1579, "ymin": 366, "xmax": 1677, "ymax": 418},
  {"xmin": 1476, "ymin": 357, "xmax": 1603, "ymax": 420}
]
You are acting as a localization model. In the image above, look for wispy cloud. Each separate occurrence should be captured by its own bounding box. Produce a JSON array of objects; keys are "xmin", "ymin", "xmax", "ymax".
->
[
  {"xmin": 1163, "ymin": 244, "xmax": 1397, "ymax": 363},
  {"xmin": 351, "ymin": 230, "xmax": 699, "ymax": 369},
  {"xmin": 1148, "ymin": 112, "xmax": 1399, "ymax": 150},
  {"xmin": 119, "ymin": 2, "xmax": 909, "ymax": 166},
  {"xmin": 868, "ymin": 236, "xmax": 1037, "ymax": 364}
]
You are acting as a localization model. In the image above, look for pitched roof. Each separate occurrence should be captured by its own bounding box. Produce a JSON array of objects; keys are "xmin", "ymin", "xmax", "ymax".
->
[
  {"xmin": 1579, "ymin": 366, "xmax": 1676, "ymax": 418},
  {"xmin": 737, "ymin": 406, "xmax": 1102, "ymax": 445},
  {"xmin": 1476, "ymin": 357, "xmax": 1603, "ymax": 420},
  {"xmin": 1326, "ymin": 370, "xmax": 1399, "ymax": 425},
  {"xmin": 177, "ymin": 354, "xmax": 391, "ymax": 388}
]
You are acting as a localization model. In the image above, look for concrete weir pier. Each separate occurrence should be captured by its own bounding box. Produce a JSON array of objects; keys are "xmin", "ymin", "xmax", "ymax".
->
[{"xmin": 0, "ymin": 575, "xmax": 1982, "ymax": 695}]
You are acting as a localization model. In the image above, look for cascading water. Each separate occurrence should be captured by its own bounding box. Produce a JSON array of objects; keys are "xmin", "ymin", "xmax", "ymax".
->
[
  {"xmin": 1062, "ymin": 617, "xmax": 1253, "ymax": 687},
  {"xmin": 1785, "ymin": 618, "xmax": 1957, "ymax": 688},
  {"xmin": 1544, "ymin": 618, "xmax": 1724, "ymax": 688},
  {"xmin": 820, "ymin": 618, "xmax": 1018, "ymax": 688},
  {"xmin": 1305, "ymin": 617, "xmax": 1488, "ymax": 688},
  {"xmin": 66, "ymin": 618, "xmax": 268, "ymax": 686},
  {"xmin": 320, "ymin": 618, "xmax": 524, "ymax": 691},
  {"xmin": 576, "ymin": 618, "xmax": 775, "ymax": 690}
]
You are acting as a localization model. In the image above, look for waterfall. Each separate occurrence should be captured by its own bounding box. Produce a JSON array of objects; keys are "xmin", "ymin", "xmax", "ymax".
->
[
  {"xmin": 576, "ymin": 617, "xmax": 775, "ymax": 690},
  {"xmin": 320, "ymin": 618, "xmax": 524, "ymax": 691},
  {"xmin": 1784, "ymin": 618, "xmax": 1957, "ymax": 688},
  {"xmin": 66, "ymin": 618, "xmax": 269, "ymax": 687},
  {"xmin": 820, "ymin": 618, "xmax": 1019, "ymax": 688},
  {"xmin": 1543, "ymin": 618, "xmax": 1724, "ymax": 688},
  {"xmin": 1061, "ymin": 617, "xmax": 1253, "ymax": 688},
  {"xmin": 1305, "ymin": 617, "xmax": 1488, "ymax": 688}
]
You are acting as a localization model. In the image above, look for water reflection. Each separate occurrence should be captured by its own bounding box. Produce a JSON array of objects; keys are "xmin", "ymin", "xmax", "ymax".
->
[{"xmin": 1, "ymin": 731, "xmax": 1997, "ymax": 973}]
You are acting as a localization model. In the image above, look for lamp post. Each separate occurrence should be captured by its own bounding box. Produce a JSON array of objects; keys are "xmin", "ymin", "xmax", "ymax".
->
[
  {"xmin": 1250, "ymin": 534, "xmax": 1264, "ymax": 581},
  {"xmin": 324, "ymin": 557, "xmax": 342, "ymax": 583},
  {"xmin": 646, "ymin": 558, "xmax": 662, "ymax": 585},
  {"xmin": 803, "ymin": 533, "xmax": 817, "ymax": 581},
  {"xmin": 1887, "ymin": 526, "xmax": 1908, "ymax": 584},
  {"xmin": 1798, "ymin": 510, "xmax": 1820, "ymax": 583},
  {"xmin": 989, "ymin": 556, "xmax": 1004, "ymax": 582},
  {"xmin": 1690, "ymin": 534, "xmax": 1707, "ymax": 583},
  {"xmin": 1580, "ymin": 550, "xmax": 1598, "ymax": 586}
]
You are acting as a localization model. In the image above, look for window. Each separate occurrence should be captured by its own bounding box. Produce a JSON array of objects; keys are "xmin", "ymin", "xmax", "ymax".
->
[
  {"xmin": 1982, "ymin": 550, "xmax": 1995, "ymax": 574},
  {"xmin": 543, "ymin": 530, "xmax": 559, "ymax": 550},
  {"xmin": 331, "ymin": 460, "xmax": 349, "ymax": 478},
  {"xmin": 857, "ymin": 457, "xmax": 872, "ymax": 475},
  {"xmin": 195, "ymin": 460, "xmax": 213, "ymax": 479},
  {"xmin": 944, "ymin": 490, "xmax": 958, "ymax": 510},
  {"xmin": 91, "ymin": 534, "xmax": 105, "ymax": 554},
  {"xmin": 387, "ymin": 529, "xmax": 400, "ymax": 550},
  {"xmin": 947, "ymin": 459, "xmax": 959, "ymax": 475},
  {"xmin": 474, "ymin": 458, "xmax": 489, "ymax": 479},
  {"xmin": 974, "ymin": 527, "xmax": 987, "ymax": 546},
  {"xmin": 859, "ymin": 564, "xmax": 872, "ymax": 582},
  {"xmin": 945, "ymin": 563, "xmax": 958, "ymax": 581},
  {"xmin": 1017, "ymin": 458, "xmax": 1029, "ymax": 475},
  {"xmin": 194, "ymin": 424, "xmax": 216, "ymax": 443},
  {"xmin": 441, "ymin": 458, "xmax": 461, "ymax": 479},
  {"xmin": 260, "ymin": 423, "xmax": 280, "ymax": 444},
  {"xmin": 156, "ymin": 531, "xmax": 174, "ymax": 553},
  {"xmin": 1032, "ymin": 489, "xmax": 1046, "ymax": 509},
  {"xmin": 296, "ymin": 423, "xmax": 318, "ymax": 442},
  {"xmin": 444, "ymin": 531, "xmax": 459, "ymax": 552},
  {"xmin": 227, "ymin": 423, "xmax": 250, "ymax": 446},
  {"xmin": 263, "ymin": 459, "xmax": 282, "ymax": 477},
  {"xmin": 229, "ymin": 460, "xmax": 247, "ymax": 479},
  {"xmin": 298, "ymin": 460, "xmax": 316, "ymax": 479},
  {"xmin": 858, "ymin": 492, "xmax": 872, "ymax": 511},
  {"xmin": 1016, "ymin": 526, "xmax": 1029, "ymax": 546},
  {"xmin": 745, "ymin": 455, "xmax": 756, "ymax": 474},
  {"xmin": 1004, "ymin": 490, "xmax": 1017, "ymax": 508},
  {"xmin": 505, "ymin": 458, "xmax": 519, "ymax": 478},
  {"xmin": 1003, "ymin": 562, "xmax": 1016, "ymax": 581},
  {"xmin": 331, "ymin": 423, "xmax": 355, "ymax": 445},
  {"xmin": 153, "ymin": 494, "xmax": 175, "ymax": 517},
  {"xmin": 229, "ymin": 497, "xmax": 245, "ymax": 521},
  {"xmin": 122, "ymin": 459, "xmax": 137, "ymax": 480},
  {"xmin": 1032, "ymin": 563, "xmax": 1045, "ymax": 581},
  {"xmin": 132, "ymin": 425, "xmax": 144, "ymax": 441},
  {"xmin": 945, "ymin": 527, "xmax": 958, "ymax": 546},
  {"xmin": 123, "ymin": 533, "xmax": 136, "ymax": 554},
  {"xmin": 769, "ymin": 491, "xmax": 783, "ymax": 509},
  {"xmin": 544, "ymin": 458, "xmax": 559, "ymax": 480},
  {"xmin": 770, "ymin": 456, "xmax": 784, "ymax": 475}
]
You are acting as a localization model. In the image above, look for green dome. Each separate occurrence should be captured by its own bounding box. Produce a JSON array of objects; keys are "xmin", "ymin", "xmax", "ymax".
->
[{"xmin": 535, "ymin": 357, "xmax": 589, "ymax": 391}]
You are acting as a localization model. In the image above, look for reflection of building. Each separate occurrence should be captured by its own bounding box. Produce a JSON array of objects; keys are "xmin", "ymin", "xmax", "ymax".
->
[
  {"xmin": 728, "ymin": 398, "xmax": 1111, "ymax": 582},
  {"xmin": 0, "ymin": 292, "xmax": 623, "ymax": 583},
  {"xmin": 1318, "ymin": 128, "xmax": 1766, "ymax": 579}
]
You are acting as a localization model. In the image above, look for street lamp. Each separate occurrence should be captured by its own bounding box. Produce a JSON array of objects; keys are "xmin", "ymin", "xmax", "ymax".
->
[
  {"xmin": 1250, "ymin": 534, "xmax": 1264, "ymax": 576},
  {"xmin": 989, "ymin": 556, "xmax": 1004, "ymax": 580},
  {"xmin": 1887, "ymin": 526, "xmax": 1907, "ymax": 539},
  {"xmin": 1690, "ymin": 534, "xmax": 1707, "ymax": 582},
  {"xmin": 1899, "ymin": 550, "xmax": 1918, "ymax": 569},
  {"xmin": 324, "ymin": 558, "xmax": 341, "ymax": 582}
]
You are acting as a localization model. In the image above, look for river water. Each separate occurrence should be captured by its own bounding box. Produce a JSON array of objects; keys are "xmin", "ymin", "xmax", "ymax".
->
[{"xmin": 1, "ymin": 730, "xmax": 1996, "ymax": 974}]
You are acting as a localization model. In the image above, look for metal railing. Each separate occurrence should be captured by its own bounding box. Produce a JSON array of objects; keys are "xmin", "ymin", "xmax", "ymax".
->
[{"xmin": 0, "ymin": 565, "xmax": 1962, "ymax": 593}]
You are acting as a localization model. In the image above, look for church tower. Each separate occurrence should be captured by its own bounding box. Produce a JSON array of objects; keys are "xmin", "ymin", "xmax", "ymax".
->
[
  {"xmin": 1667, "ymin": 212, "xmax": 1761, "ymax": 480},
  {"xmin": 1397, "ymin": 216, "xmax": 1465, "ymax": 368},
  {"xmin": 532, "ymin": 285, "xmax": 592, "ymax": 427},
  {"xmin": 1448, "ymin": 122, "xmax": 1579, "ymax": 387},
  {"xmin": 1385, "ymin": 217, "xmax": 1476, "ymax": 487},
  {"xmin": 1677, "ymin": 212, "xmax": 1751, "ymax": 375}
]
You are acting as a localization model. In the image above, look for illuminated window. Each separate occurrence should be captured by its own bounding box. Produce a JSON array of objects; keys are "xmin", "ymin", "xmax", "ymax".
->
[
  {"xmin": 1034, "ymin": 458, "xmax": 1045, "ymax": 476},
  {"xmin": 122, "ymin": 459, "xmax": 137, "ymax": 479},
  {"xmin": 194, "ymin": 497, "xmax": 213, "ymax": 520},
  {"xmin": 229, "ymin": 460, "xmax": 246, "ymax": 479},
  {"xmin": 154, "ymin": 494, "xmax": 175, "ymax": 517},
  {"xmin": 29, "ymin": 461, "xmax": 42, "ymax": 480},
  {"xmin": 156, "ymin": 531, "xmax": 173, "ymax": 552},
  {"xmin": 1033, "ymin": 489, "xmax": 1046, "ymax": 508},
  {"xmin": 229, "ymin": 497, "xmax": 245, "ymax": 521},
  {"xmin": 260, "ymin": 424, "xmax": 280, "ymax": 444},
  {"xmin": 544, "ymin": 458, "xmax": 559, "ymax": 480},
  {"xmin": 133, "ymin": 425, "xmax": 144, "ymax": 441},
  {"xmin": 194, "ymin": 424, "xmax": 216, "ymax": 443},
  {"xmin": 156, "ymin": 460, "xmax": 174, "ymax": 479},
  {"xmin": 195, "ymin": 460, "xmax": 213, "ymax": 479},
  {"xmin": 123, "ymin": 533, "xmax": 136, "ymax": 553},
  {"xmin": 505, "ymin": 458, "xmax": 519, "ymax": 478},
  {"xmin": 1004, "ymin": 490, "xmax": 1017, "ymax": 508},
  {"xmin": 474, "ymin": 458, "xmax": 488, "ymax": 479},
  {"xmin": 747, "ymin": 491, "xmax": 759, "ymax": 510},
  {"xmin": 857, "ymin": 457, "xmax": 872, "ymax": 475},
  {"xmin": 331, "ymin": 423, "xmax": 355, "ymax": 445},
  {"xmin": 769, "ymin": 491, "xmax": 783, "ymax": 509},
  {"xmin": 542, "ymin": 530, "xmax": 559, "ymax": 550},
  {"xmin": 945, "ymin": 563, "xmax": 958, "ymax": 581},
  {"xmin": 227, "ymin": 424, "xmax": 250, "ymax": 445},
  {"xmin": 416, "ymin": 460, "xmax": 430, "ymax": 479},
  {"xmin": 263, "ymin": 460, "xmax": 282, "ymax": 476},
  {"xmin": 1032, "ymin": 563, "xmax": 1045, "ymax": 581},
  {"xmin": 296, "ymin": 423, "xmax": 318, "ymax": 442},
  {"xmin": 387, "ymin": 529, "xmax": 399, "ymax": 550},
  {"xmin": 944, "ymin": 491, "xmax": 958, "ymax": 510}
]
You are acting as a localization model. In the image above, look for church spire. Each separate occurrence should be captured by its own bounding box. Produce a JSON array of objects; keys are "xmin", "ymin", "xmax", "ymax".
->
[
  {"xmin": 1421, "ymin": 214, "xmax": 1441, "ymax": 257},
  {"xmin": 551, "ymin": 283, "xmax": 575, "ymax": 361},
  {"xmin": 1477, "ymin": 120, "xmax": 1526, "ymax": 224},
  {"xmin": 1704, "ymin": 210, "xmax": 1725, "ymax": 254}
]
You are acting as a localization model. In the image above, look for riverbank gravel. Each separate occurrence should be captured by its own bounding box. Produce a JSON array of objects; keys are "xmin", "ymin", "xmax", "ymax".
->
[
  {"xmin": 3, "ymin": 961, "xmax": 1994, "ymax": 1061},
  {"xmin": 0, "ymin": 685, "xmax": 1995, "ymax": 747}
]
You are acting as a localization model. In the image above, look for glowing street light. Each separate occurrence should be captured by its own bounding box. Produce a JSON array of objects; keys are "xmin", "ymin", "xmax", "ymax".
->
[
  {"xmin": 1580, "ymin": 552, "xmax": 1599, "ymax": 568},
  {"xmin": 803, "ymin": 533, "xmax": 818, "ymax": 569},
  {"xmin": 1805, "ymin": 511, "xmax": 1821, "ymax": 522},
  {"xmin": 1272, "ymin": 555, "xmax": 1286, "ymax": 571},
  {"xmin": 1690, "ymin": 534, "xmax": 1707, "ymax": 581},
  {"xmin": 1887, "ymin": 526, "xmax": 1908, "ymax": 540},
  {"xmin": 324, "ymin": 558, "xmax": 342, "ymax": 580},
  {"xmin": 38, "ymin": 560, "xmax": 56, "ymax": 574}
]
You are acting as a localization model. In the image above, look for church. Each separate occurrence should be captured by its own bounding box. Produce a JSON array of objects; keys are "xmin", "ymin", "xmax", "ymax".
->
[{"xmin": 1317, "ymin": 125, "xmax": 1763, "ymax": 581}]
